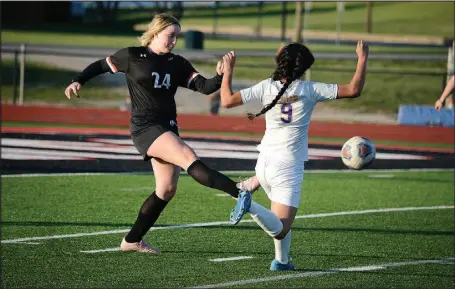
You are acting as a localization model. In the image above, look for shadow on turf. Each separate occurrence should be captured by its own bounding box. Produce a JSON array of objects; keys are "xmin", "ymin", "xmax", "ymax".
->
[{"xmin": 2, "ymin": 222, "xmax": 453, "ymax": 237}]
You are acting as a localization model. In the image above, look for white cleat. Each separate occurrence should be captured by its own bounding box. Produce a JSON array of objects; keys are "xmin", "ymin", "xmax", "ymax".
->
[
  {"xmin": 236, "ymin": 176, "xmax": 260, "ymax": 193},
  {"xmin": 120, "ymin": 238, "xmax": 161, "ymax": 254}
]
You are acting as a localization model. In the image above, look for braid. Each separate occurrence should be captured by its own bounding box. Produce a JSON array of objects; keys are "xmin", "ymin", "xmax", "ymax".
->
[
  {"xmin": 246, "ymin": 79, "xmax": 292, "ymax": 120},
  {"xmin": 246, "ymin": 42, "xmax": 314, "ymax": 121}
]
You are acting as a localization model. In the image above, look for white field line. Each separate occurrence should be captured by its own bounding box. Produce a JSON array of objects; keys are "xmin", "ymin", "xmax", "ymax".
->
[
  {"xmin": 2, "ymin": 229, "xmax": 131, "ymax": 244},
  {"xmin": 189, "ymin": 258, "xmax": 455, "ymax": 288},
  {"xmin": 81, "ymin": 248, "xmax": 121, "ymax": 253},
  {"xmin": 2, "ymin": 205, "xmax": 453, "ymax": 245},
  {"xmin": 368, "ymin": 174, "xmax": 395, "ymax": 178},
  {"xmin": 2, "ymin": 168, "xmax": 454, "ymax": 178},
  {"xmin": 209, "ymin": 256, "xmax": 254, "ymax": 262},
  {"xmin": 215, "ymin": 194, "xmax": 231, "ymax": 197}
]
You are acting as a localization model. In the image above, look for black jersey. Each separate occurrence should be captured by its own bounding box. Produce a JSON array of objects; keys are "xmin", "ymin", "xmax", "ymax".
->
[{"xmin": 106, "ymin": 46, "xmax": 200, "ymax": 123}]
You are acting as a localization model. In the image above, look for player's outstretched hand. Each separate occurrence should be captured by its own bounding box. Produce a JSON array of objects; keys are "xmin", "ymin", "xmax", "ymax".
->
[
  {"xmin": 222, "ymin": 51, "xmax": 236, "ymax": 73},
  {"xmin": 64, "ymin": 82, "xmax": 81, "ymax": 99},
  {"xmin": 356, "ymin": 40, "xmax": 369, "ymax": 59}
]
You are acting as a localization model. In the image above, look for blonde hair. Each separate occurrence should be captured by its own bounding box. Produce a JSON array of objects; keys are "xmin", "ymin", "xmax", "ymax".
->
[{"xmin": 138, "ymin": 13, "xmax": 180, "ymax": 47}]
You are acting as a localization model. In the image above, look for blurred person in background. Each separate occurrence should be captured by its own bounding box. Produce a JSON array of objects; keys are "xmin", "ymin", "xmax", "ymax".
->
[
  {"xmin": 208, "ymin": 89, "xmax": 221, "ymax": 115},
  {"xmin": 64, "ymin": 13, "xmax": 251, "ymax": 254},
  {"xmin": 435, "ymin": 75, "xmax": 454, "ymax": 111},
  {"xmin": 221, "ymin": 41, "xmax": 369, "ymax": 270}
]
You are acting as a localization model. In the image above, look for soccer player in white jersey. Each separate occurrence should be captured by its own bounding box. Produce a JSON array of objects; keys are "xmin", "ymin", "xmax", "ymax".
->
[{"xmin": 220, "ymin": 41, "xmax": 369, "ymax": 270}]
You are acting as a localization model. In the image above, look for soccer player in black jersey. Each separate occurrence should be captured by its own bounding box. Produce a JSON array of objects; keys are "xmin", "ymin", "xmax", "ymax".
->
[{"xmin": 64, "ymin": 13, "xmax": 251, "ymax": 253}]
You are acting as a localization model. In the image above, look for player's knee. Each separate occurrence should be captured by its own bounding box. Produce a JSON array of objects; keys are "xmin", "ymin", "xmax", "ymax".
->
[
  {"xmin": 157, "ymin": 185, "xmax": 178, "ymax": 201},
  {"xmin": 181, "ymin": 145, "xmax": 198, "ymax": 169},
  {"xmin": 268, "ymin": 222, "xmax": 284, "ymax": 239},
  {"xmin": 273, "ymin": 225, "xmax": 290, "ymax": 240}
]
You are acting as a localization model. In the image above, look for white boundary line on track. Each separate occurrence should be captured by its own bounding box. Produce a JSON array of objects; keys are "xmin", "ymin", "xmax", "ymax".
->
[
  {"xmin": 188, "ymin": 258, "xmax": 455, "ymax": 288},
  {"xmin": 2, "ymin": 205, "xmax": 453, "ymax": 244},
  {"xmin": 2, "ymin": 168, "xmax": 454, "ymax": 178}
]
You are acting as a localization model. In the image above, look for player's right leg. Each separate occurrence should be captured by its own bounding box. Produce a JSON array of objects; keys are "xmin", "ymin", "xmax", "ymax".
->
[
  {"xmin": 269, "ymin": 201, "xmax": 298, "ymax": 270},
  {"xmin": 121, "ymin": 157, "xmax": 180, "ymax": 254},
  {"xmin": 247, "ymin": 155, "xmax": 303, "ymax": 270},
  {"xmin": 243, "ymin": 154, "xmax": 283, "ymax": 234},
  {"xmin": 267, "ymin": 161, "xmax": 303, "ymax": 270}
]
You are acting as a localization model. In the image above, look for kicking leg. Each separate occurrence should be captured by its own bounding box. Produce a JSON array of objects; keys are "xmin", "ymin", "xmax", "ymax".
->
[
  {"xmin": 147, "ymin": 132, "xmax": 241, "ymax": 199},
  {"xmin": 147, "ymin": 132, "xmax": 252, "ymax": 224}
]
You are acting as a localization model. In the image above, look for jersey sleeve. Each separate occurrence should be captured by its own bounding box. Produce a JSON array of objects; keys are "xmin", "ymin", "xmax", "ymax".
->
[
  {"xmin": 180, "ymin": 57, "xmax": 200, "ymax": 88},
  {"xmin": 240, "ymin": 79, "xmax": 269, "ymax": 104},
  {"xmin": 310, "ymin": 81, "xmax": 338, "ymax": 103},
  {"xmin": 105, "ymin": 48, "xmax": 129, "ymax": 73}
]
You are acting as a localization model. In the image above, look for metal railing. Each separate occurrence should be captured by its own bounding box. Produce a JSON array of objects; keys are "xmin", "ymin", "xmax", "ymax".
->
[{"xmin": 1, "ymin": 43, "xmax": 450, "ymax": 106}]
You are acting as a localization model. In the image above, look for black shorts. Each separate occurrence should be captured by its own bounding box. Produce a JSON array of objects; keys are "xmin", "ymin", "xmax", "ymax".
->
[{"xmin": 131, "ymin": 120, "xmax": 179, "ymax": 161}]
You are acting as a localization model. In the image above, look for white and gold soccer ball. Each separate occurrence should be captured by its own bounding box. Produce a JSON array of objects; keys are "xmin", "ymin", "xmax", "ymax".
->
[{"xmin": 341, "ymin": 136, "xmax": 376, "ymax": 170}]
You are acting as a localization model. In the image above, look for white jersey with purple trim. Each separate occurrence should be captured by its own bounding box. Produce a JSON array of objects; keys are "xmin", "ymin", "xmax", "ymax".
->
[{"xmin": 240, "ymin": 78, "xmax": 338, "ymax": 161}]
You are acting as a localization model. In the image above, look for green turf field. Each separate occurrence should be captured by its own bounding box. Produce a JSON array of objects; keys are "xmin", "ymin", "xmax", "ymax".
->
[{"xmin": 2, "ymin": 171, "xmax": 454, "ymax": 288}]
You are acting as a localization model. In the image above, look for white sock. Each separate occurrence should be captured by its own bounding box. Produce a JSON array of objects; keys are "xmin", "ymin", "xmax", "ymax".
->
[
  {"xmin": 274, "ymin": 230, "xmax": 291, "ymax": 264},
  {"xmin": 249, "ymin": 201, "xmax": 283, "ymax": 238}
]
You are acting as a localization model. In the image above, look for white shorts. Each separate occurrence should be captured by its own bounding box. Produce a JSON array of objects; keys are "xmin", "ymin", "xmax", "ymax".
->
[{"xmin": 255, "ymin": 153, "xmax": 305, "ymax": 208}]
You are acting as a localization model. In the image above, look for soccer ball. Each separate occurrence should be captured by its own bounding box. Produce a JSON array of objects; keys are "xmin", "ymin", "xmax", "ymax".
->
[{"xmin": 341, "ymin": 136, "xmax": 376, "ymax": 170}]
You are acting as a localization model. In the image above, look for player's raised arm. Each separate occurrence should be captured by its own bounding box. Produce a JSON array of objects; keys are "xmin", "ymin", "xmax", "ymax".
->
[
  {"xmin": 336, "ymin": 40, "xmax": 369, "ymax": 99},
  {"xmin": 182, "ymin": 56, "xmax": 224, "ymax": 95},
  {"xmin": 220, "ymin": 51, "xmax": 244, "ymax": 108}
]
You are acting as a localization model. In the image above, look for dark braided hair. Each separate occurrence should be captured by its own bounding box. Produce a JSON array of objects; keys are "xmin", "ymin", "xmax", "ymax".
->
[{"xmin": 246, "ymin": 43, "xmax": 315, "ymax": 120}]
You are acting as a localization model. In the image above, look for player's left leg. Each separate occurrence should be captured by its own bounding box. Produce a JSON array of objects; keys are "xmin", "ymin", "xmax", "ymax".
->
[
  {"xmin": 147, "ymin": 131, "xmax": 244, "ymax": 200},
  {"xmin": 147, "ymin": 131, "xmax": 251, "ymax": 225}
]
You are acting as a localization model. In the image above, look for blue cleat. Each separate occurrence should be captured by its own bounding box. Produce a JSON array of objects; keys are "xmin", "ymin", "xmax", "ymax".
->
[
  {"xmin": 270, "ymin": 259, "xmax": 296, "ymax": 271},
  {"xmin": 229, "ymin": 190, "xmax": 252, "ymax": 225}
]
